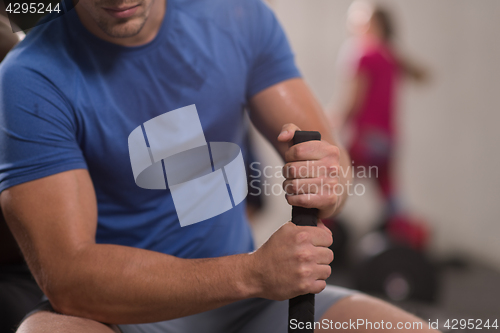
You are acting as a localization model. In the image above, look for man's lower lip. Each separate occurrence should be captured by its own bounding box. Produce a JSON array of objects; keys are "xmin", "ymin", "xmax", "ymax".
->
[{"xmin": 103, "ymin": 5, "xmax": 139, "ymax": 19}]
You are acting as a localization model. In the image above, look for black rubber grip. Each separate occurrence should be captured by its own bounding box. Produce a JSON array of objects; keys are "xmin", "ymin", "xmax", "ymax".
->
[
  {"xmin": 288, "ymin": 131, "xmax": 321, "ymax": 333},
  {"xmin": 291, "ymin": 131, "xmax": 321, "ymax": 146}
]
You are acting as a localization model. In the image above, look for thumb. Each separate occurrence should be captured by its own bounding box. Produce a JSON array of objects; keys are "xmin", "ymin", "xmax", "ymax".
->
[{"xmin": 277, "ymin": 123, "xmax": 301, "ymax": 143}]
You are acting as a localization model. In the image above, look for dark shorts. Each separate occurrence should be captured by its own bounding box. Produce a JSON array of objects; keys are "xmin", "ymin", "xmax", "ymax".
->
[
  {"xmin": 0, "ymin": 263, "xmax": 44, "ymax": 332},
  {"xmin": 24, "ymin": 285, "xmax": 356, "ymax": 333}
]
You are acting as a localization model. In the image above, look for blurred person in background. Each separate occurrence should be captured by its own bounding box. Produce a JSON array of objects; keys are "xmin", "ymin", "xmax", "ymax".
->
[
  {"xmin": 334, "ymin": 0, "xmax": 429, "ymax": 224},
  {"xmin": 0, "ymin": 7, "xmax": 21, "ymax": 61}
]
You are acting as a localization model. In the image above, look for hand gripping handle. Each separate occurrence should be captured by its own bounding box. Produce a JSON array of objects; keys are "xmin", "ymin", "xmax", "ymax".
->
[{"xmin": 288, "ymin": 131, "xmax": 321, "ymax": 333}]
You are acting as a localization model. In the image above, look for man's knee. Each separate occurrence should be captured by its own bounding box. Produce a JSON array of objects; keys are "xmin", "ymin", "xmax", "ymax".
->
[
  {"xmin": 17, "ymin": 310, "xmax": 119, "ymax": 333},
  {"xmin": 320, "ymin": 293, "xmax": 439, "ymax": 332}
]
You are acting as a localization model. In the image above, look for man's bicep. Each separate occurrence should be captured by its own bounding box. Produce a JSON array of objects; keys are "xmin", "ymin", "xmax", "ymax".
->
[
  {"xmin": 0, "ymin": 169, "xmax": 97, "ymax": 291},
  {"xmin": 0, "ymin": 64, "xmax": 87, "ymax": 193}
]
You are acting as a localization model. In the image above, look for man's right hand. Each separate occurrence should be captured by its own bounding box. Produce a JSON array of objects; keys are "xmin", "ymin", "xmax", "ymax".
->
[{"xmin": 248, "ymin": 221, "xmax": 333, "ymax": 301}]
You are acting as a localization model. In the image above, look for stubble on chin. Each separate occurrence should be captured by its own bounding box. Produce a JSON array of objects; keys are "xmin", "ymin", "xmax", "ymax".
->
[
  {"xmin": 95, "ymin": 14, "xmax": 147, "ymax": 38},
  {"xmin": 94, "ymin": 0, "xmax": 151, "ymax": 38}
]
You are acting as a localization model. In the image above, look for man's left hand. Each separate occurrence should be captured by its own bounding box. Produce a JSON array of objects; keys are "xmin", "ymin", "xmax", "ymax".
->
[{"xmin": 278, "ymin": 123, "xmax": 342, "ymax": 218}]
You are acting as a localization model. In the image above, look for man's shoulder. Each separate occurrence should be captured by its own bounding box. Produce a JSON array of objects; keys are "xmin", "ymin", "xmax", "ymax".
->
[{"xmin": 0, "ymin": 12, "xmax": 76, "ymax": 86}]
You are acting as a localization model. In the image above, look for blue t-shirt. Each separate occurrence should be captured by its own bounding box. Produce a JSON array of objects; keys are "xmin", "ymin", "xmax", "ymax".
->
[{"xmin": 0, "ymin": 0, "xmax": 300, "ymax": 258}]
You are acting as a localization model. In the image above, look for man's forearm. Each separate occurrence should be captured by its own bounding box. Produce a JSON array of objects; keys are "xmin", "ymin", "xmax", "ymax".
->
[
  {"xmin": 2, "ymin": 169, "xmax": 334, "ymax": 326},
  {"xmin": 0, "ymin": 169, "xmax": 260, "ymax": 325},
  {"xmin": 48, "ymin": 244, "xmax": 260, "ymax": 324}
]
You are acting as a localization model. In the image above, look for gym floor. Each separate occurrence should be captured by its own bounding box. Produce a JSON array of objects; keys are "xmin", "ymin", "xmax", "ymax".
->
[{"xmin": 327, "ymin": 262, "xmax": 500, "ymax": 332}]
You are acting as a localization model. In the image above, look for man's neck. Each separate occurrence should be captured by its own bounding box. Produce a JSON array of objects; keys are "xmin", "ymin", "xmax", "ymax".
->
[{"xmin": 75, "ymin": 0, "xmax": 166, "ymax": 47}]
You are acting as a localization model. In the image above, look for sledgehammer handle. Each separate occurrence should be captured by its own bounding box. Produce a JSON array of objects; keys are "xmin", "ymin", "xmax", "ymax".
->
[{"xmin": 288, "ymin": 131, "xmax": 321, "ymax": 333}]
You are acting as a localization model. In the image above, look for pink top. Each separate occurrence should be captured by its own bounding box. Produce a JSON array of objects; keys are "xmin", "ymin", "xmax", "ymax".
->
[{"xmin": 352, "ymin": 41, "xmax": 399, "ymax": 139}]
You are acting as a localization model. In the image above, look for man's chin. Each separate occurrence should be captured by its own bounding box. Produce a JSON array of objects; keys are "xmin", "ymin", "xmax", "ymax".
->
[{"xmin": 99, "ymin": 18, "xmax": 147, "ymax": 38}]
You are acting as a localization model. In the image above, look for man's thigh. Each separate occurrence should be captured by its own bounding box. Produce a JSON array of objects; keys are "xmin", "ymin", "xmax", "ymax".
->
[
  {"xmin": 319, "ymin": 293, "xmax": 439, "ymax": 332},
  {"xmin": 17, "ymin": 310, "xmax": 120, "ymax": 333},
  {"xmin": 119, "ymin": 285, "xmax": 356, "ymax": 333}
]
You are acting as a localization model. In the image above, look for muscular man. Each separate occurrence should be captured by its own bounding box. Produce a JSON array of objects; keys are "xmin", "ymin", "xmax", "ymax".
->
[{"xmin": 0, "ymin": 0, "xmax": 437, "ymax": 331}]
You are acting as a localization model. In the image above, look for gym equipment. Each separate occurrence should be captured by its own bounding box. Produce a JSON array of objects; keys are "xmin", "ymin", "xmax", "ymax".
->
[
  {"xmin": 383, "ymin": 214, "xmax": 429, "ymax": 251},
  {"xmin": 288, "ymin": 131, "xmax": 321, "ymax": 333},
  {"xmin": 324, "ymin": 213, "xmax": 439, "ymax": 302},
  {"xmin": 352, "ymin": 214, "xmax": 439, "ymax": 302},
  {"xmin": 352, "ymin": 229, "xmax": 439, "ymax": 302}
]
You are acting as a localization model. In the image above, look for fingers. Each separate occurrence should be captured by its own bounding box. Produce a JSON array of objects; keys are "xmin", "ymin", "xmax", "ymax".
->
[
  {"xmin": 284, "ymin": 140, "xmax": 340, "ymax": 163},
  {"xmin": 287, "ymin": 193, "xmax": 339, "ymax": 212},
  {"xmin": 283, "ymin": 177, "xmax": 339, "ymax": 196},
  {"xmin": 316, "ymin": 221, "xmax": 332, "ymax": 235},
  {"xmin": 282, "ymin": 161, "xmax": 339, "ymax": 180},
  {"xmin": 295, "ymin": 225, "xmax": 333, "ymax": 248},
  {"xmin": 277, "ymin": 123, "xmax": 301, "ymax": 143},
  {"xmin": 281, "ymin": 138, "xmax": 342, "ymax": 216},
  {"xmin": 311, "ymin": 280, "xmax": 328, "ymax": 294},
  {"xmin": 316, "ymin": 264, "xmax": 332, "ymax": 280},
  {"xmin": 316, "ymin": 247, "xmax": 334, "ymax": 265},
  {"xmin": 294, "ymin": 251, "xmax": 332, "ymax": 295},
  {"xmin": 282, "ymin": 160, "xmax": 339, "ymax": 179},
  {"xmin": 311, "ymin": 226, "xmax": 333, "ymax": 247},
  {"xmin": 299, "ymin": 268, "xmax": 331, "ymax": 295}
]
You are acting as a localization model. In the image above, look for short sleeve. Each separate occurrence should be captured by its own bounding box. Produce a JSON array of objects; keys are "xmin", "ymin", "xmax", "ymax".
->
[
  {"xmin": 245, "ymin": 0, "xmax": 301, "ymax": 99},
  {"xmin": 0, "ymin": 63, "xmax": 87, "ymax": 193}
]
